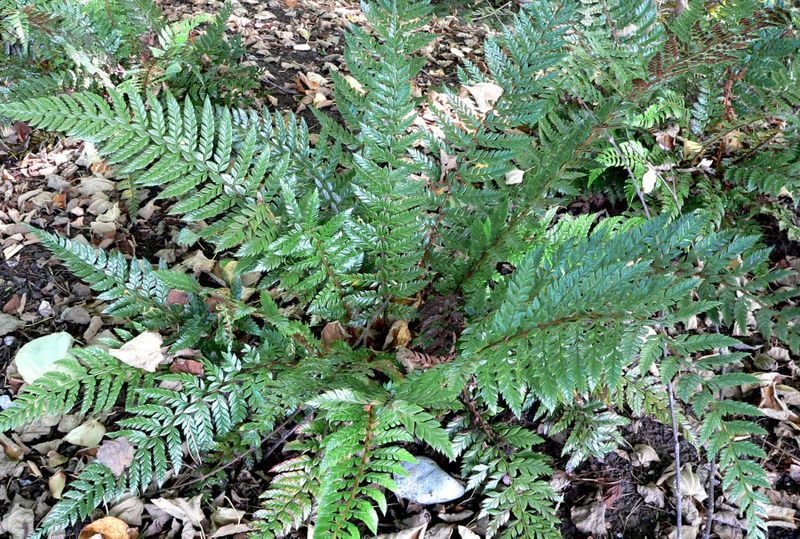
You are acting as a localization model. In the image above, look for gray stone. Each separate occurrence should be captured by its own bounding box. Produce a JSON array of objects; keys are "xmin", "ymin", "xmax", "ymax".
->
[{"xmin": 393, "ymin": 456, "xmax": 465, "ymax": 505}]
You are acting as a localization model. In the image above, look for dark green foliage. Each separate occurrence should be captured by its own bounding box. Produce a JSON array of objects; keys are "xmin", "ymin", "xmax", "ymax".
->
[
  {"xmin": 1, "ymin": 1, "xmax": 798, "ymax": 538},
  {"xmin": 0, "ymin": 0, "xmax": 256, "ymax": 104}
]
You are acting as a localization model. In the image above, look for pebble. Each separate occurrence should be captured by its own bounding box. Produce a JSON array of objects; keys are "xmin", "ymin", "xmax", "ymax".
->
[
  {"xmin": 0, "ymin": 395, "xmax": 11, "ymax": 410},
  {"xmin": 393, "ymin": 456, "xmax": 465, "ymax": 505},
  {"xmin": 38, "ymin": 300, "xmax": 53, "ymax": 318}
]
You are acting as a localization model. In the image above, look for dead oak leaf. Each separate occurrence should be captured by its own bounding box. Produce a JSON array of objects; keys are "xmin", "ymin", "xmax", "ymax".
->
[{"xmin": 109, "ymin": 332, "xmax": 165, "ymax": 372}]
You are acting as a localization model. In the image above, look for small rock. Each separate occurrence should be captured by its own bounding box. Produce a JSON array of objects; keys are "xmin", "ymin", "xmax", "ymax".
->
[
  {"xmin": 72, "ymin": 283, "xmax": 92, "ymax": 298},
  {"xmin": 0, "ymin": 395, "xmax": 11, "ymax": 410},
  {"xmin": 3, "ymin": 336, "xmax": 16, "ymax": 347},
  {"xmin": 393, "ymin": 456, "xmax": 465, "ymax": 505},
  {"xmin": 60, "ymin": 306, "xmax": 91, "ymax": 325},
  {"xmin": 37, "ymin": 300, "xmax": 53, "ymax": 318}
]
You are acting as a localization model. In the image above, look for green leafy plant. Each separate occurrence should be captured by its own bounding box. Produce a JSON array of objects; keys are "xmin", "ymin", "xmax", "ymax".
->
[
  {"xmin": 1, "ymin": 1, "xmax": 798, "ymax": 538},
  {"xmin": 0, "ymin": 0, "xmax": 256, "ymax": 104}
]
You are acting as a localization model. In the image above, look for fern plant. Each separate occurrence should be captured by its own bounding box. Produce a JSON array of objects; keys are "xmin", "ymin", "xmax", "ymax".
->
[{"xmin": 1, "ymin": 1, "xmax": 798, "ymax": 538}]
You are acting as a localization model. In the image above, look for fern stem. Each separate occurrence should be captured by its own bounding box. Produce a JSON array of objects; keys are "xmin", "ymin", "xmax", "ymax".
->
[{"xmin": 329, "ymin": 404, "xmax": 377, "ymax": 537}]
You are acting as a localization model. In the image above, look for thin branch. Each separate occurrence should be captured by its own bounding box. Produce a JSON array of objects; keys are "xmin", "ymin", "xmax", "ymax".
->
[
  {"xmin": 167, "ymin": 411, "xmax": 302, "ymax": 492},
  {"xmin": 668, "ymin": 378, "xmax": 683, "ymax": 538},
  {"xmin": 607, "ymin": 135, "xmax": 652, "ymax": 220},
  {"xmin": 702, "ymin": 457, "xmax": 716, "ymax": 539}
]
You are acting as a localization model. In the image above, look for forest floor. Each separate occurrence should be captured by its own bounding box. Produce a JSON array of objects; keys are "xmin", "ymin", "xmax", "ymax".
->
[{"xmin": 1, "ymin": 0, "xmax": 800, "ymax": 538}]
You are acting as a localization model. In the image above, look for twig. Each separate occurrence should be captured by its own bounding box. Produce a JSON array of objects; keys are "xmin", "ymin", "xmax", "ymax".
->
[
  {"xmin": 702, "ymin": 457, "xmax": 716, "ymax": 539},
  {"xmin": 353, "ymin": 298, "xmax": 391, "ymax": 349},
  {"xmin": 259, "ymin": 77, "xmax": 296, "ymax": 95},
  {"xmin": 167, "ymin": 411, "xmax": 302, "ymax": 492},
  {"xmin": 668, "ymin": 379, "xmax": 683, "ymax": 538},
  {"xmin": 607, "ymin": 135, "xmax": 652, "ymax": 220}
]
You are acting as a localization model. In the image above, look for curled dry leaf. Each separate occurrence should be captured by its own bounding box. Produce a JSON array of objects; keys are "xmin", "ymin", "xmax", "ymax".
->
[
  {"xmin": 170, "ymin": 359, "xmax": 204, "ymax": 376},
  {"xmin": 658, "ymin": 463, "xmax": 707, "ymax": 503},
  {"xmin": 49, "ymin": 470, "xmax": 66, "ymax": 499},
  {"xmin": 79, "ymin": 516, "xmax": 136, "ymax": 539},
  {"xmin": 166, "ymin": 290, "xmax": 190, "ymax": 306},
  {"xmin": 764, "ymin": 503, "xmax": 797, "ymax": 529},
  {"xmin": 210, "ymin": 524, "xmax": 253, "ymax": 538},
  {"xmin": 667, "ymin": 524, "xmax": 700, "ymax": 539},
  {"xmin": 396, "ymin": 347, "xmax": 450, "ymax": 372},
  {"xmin": 110, "ymin": 497, "xmax": 145, "ymax": 526},
  {"xmin": 109, "ymin": 332, "xmax": 164, "ymax": 372},
  {"xmin": 344, "ymin": 75, "xmax": 366, "ymax": 95},
  {"xmin": 383, "ymin": 320, "xmax": 411, "ymax": 349},
  {"xmin": 321, "ymin": 321, "xmax": 350, "ymax": 350},
  {"xmin": 97, "ymin": 438, "xmax": 135, "ymax": 477}
]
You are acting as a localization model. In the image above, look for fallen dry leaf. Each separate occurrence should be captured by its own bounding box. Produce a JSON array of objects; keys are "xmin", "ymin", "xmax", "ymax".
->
[
  {"xmin": 170, "ymin": 359, "xmax": 204, "ymax": 376},
  {"xmin": 631, "ymin": 444, "xmax": 660, "ymax": 467},
  {"xmin": 211, "ymin": 524, "xmax": 253, "ymax": 537},
  {"xmin": 0, "ymin": 313, "xmax": 23, "ymax": 336},
  {"xmin": 372, "ymin": 524, "xmax": 427, "ymax": 539},
  {"xmin": 504, "ymin": 168, "xmax": 524, "ymax": 185},
  {"xmin": 321, "ymin": 321, "xmax": 350, "ymax": 350},
  {"xmin": 65, "ymin": 418, "xmax": 106, "ymax": 447},
  {"xmin": 110, "ymin": 497, "xmax": 145, "ymax": 526},
  {"xmin": 109, "ymin": 332, "xmax": 165, "ymax": 372},
  {"xmin": 49, "ymin": 470, "xmax": 66, "ymax": 499},
  {"xmin": 97, "ymin": 438, "xmax": 135, "ymax": 476},
  {"xmin": 464, "ymin": 82, "xmax": 503, "ymax": 114},
  {"xmin": 79, "ymin": 516, "xmax": 136, "ymax": 539},
  {"xmin": 571, "ymin": 498, "xmax": 607, "ymax": 536},
  {"xmin": 0, "ymin": 502, "xmax": 34, "ymax": 539},
  {"xmin": 764, "ymin": 503, "xmax": 797, "ymax": 529},
  {"xmin": 383, "ymin": 320, "xmax": 411, "ymax": 349},
  {"xmin": 150, "ymin": 495, "xmax": 204, "ymax": 527},
  {"xmin": 637, "ymin": 483, "xmax": 665, "ymax": 508}
]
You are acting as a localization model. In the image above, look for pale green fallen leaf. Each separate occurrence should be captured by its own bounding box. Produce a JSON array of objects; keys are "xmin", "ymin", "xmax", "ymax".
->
[
  {"xmin": 14, "ymin": 332, "xmax": 74, "ymax": 383},
  {"xmin": 64, "ymin": 418, "xmax": 105, "ymax": 447}
]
